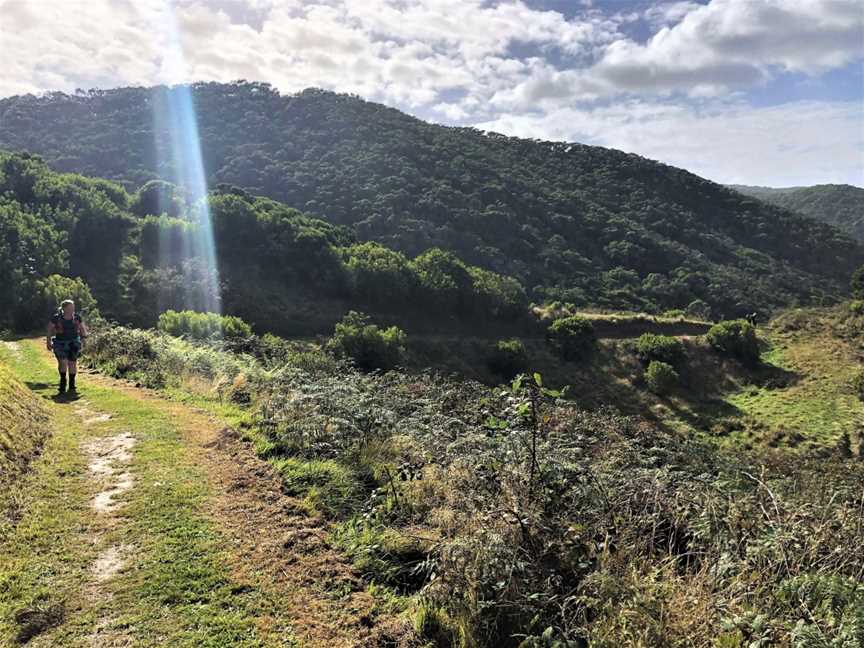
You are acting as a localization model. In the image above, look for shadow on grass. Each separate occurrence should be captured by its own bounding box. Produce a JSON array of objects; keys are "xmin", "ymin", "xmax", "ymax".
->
[
  {"xmin": 750, "ymin": 361, "xmax": 801, "ymax": 389},
  {"xmin": 24, "ymin": 381, "xmax": 81, "ymax": 404}
]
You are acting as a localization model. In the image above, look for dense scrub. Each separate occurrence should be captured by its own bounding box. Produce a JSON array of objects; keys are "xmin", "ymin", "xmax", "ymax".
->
[
  {"xmin": 1, "ymin": 83, "xmax": 862, "ymax": 317},
  {"xmin": 0, "ymin": 150, "xmax": 525, "ymax": 335},
  {"xmin": 82, "ymin": 321, "xmax": 864, "ymax": 647}
]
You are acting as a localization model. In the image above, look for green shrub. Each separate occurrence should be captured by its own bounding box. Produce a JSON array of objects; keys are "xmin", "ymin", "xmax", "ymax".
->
[
  {"xmin": 28, "ymin": 274, "xmax": 99, "ymax": 322},
  {"xmin": 852, "ymin": 265, "xmax": 864, "ymax": 300},
  {"xmin": 685, "ymin": 299, "xmax": 712, "ymax": 321},
  {"xmin": 327, "ymin": 310, "xmax": 406, "ymax": 371},
  {"xmin": 661, "ymin": 309, "xmax": 686, "ymax": 319},
  {"xmin": 849, "ymin": 300, "xmax": 864, "ymax": 316},
  {"xmin": 645, "ymin": 360, "xmax": 678, "ymax": 395},
  {"xmin": 636, "ymin": 333, "xmax": 686, "ymax": 366},
  {"xmin": 546, "ymin": 315, "xmax": 595, "ymax": 360},
  {"xmin": 707, "ymin": 319, "xmax": 760, "ymax": 364},
  {"xmin": 487, "ymin": 338, "xmax": 528, "ymax": 379},
  {"xmin": 156, "ymin": 310, "xmax": 253, "ymax": 341}
]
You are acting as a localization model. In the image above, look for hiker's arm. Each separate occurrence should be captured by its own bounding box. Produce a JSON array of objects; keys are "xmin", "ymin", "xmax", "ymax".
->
[
  {"xmin": 46, "ymin": 323, "xmax": 54, "ymax": 350},
  {"xmin": 80, "ymin": 319, "xmax": 89, "ymax": 338}
]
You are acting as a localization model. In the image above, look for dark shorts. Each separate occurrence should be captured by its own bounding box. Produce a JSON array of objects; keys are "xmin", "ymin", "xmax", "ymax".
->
[{"xmin": 53, "ymin": 338, "xmax": 81, "ymax": 361}]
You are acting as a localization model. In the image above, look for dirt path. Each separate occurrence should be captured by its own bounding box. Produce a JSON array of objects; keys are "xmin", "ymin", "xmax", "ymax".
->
[
  {"xmin": 80, "ymin": 369, "xmax": 414, "ymax": 648},
  {"xmin": 0, "ymin": 340, "xmax": 415, "ymax": 647}
]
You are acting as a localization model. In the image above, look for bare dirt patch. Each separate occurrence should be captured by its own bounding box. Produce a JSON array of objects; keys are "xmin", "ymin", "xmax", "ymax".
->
[
  {"xmin": 90, "ymin": 544, "xmax": 132, "ymax": 584},
  {"xmin": 83, "ymin": 413, "xmax": 113, "ymax": 426}
]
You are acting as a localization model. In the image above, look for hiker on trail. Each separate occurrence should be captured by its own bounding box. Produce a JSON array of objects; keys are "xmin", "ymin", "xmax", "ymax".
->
[{"xmin": 47, "ymin": 299, "xmax": 88, "ymax": 395}]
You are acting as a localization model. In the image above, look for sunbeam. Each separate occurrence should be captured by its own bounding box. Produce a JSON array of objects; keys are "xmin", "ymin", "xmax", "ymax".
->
[{"xmin": 150, "ymin": 0, "xmax": 221, "ymax": 316}]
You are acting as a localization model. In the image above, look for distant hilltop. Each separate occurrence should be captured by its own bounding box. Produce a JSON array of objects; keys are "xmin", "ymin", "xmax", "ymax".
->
[{"xmin": 729, "ymin": 183, "xmax": 864, "ymax": 243}]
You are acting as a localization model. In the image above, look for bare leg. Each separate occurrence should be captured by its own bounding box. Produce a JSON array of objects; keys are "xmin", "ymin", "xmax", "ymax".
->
[
  {"xmin": 68, "ymin": 360, "xmax": 78, "ymax": 390},
  {"xmin": 57, "ymin": 358, "xmax": 68, "ymax": 393}
]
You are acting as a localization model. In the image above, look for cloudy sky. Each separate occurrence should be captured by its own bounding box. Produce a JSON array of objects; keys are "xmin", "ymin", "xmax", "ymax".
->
[{"xmin": 1, "ymin": 0, "xmax": 862, "ymax": 186}]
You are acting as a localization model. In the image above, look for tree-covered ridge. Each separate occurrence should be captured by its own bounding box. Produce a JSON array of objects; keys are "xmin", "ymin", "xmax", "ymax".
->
[
  {"xmin": 1, "ymin": 82, "xmax": 861, "ymax": 317},
  {"xmin": 729, "ymin": 183, "xmax": 864, "ymax": 243},
  {"xmin": 0, "ymin": 150, "xmax": 526, "ymax": 335}
]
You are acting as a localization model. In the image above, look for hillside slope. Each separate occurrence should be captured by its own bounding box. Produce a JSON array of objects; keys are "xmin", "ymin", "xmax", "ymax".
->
[
  {"xmin": 1, "ymin": 82, "xmax": 861, "ymax": 316},
  {"xmin": 730, "ymin": 183, "xmax": 864, "ymax": 242}
]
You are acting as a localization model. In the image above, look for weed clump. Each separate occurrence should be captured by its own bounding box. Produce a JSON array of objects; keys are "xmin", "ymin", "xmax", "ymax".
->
[{"xmin": 157, "ymin": 309, "xmax": 253, "ymax": 341}]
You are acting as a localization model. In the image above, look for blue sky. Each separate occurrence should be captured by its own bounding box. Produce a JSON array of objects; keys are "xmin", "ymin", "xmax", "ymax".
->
[{"xmin": 0, "ymin": 0, "xmax": 861, "ymax": 186}]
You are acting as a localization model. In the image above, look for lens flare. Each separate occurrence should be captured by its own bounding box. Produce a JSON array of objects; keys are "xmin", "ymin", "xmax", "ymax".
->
[{"xmin": 150, "ymin": 1, "xmax": 221, "ymax": 316}]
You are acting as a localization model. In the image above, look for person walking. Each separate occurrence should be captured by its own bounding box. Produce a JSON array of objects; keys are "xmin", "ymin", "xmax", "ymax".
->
[{"xmin": 47, "ymin": 299, "xmax": 88, "ymax": 395}]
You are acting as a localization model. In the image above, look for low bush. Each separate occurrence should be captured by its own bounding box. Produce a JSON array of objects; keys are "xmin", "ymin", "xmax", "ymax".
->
[
  {"xmin": 327, "ymin": 311, "xmax": 406, "ymax": 372},
  {"xmin": 157, "ymin": 309, "xmax": 253, "ymax": 341},
  {"xmin": 707, "ymin": 319, "xmax": 760, "ymax": 365},
  {"xmin": 645, "ymin": 360, "xmax": 678, "ymax": 395},
  {"xmin": 636, "ymin": 333, "xmax": 686, "ymax": 366},
  {"xmin": 487, "ymin": 339, "xmax": 528, "ymax": 379},
  {"xmin": 546, "ymin": 315, "xmax": 595, "ymax": 360}
]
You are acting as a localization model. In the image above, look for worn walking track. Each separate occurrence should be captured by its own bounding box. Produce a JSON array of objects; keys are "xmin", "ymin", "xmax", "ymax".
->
[{"xmin": 0, "ymin": 339, "xmax": 413, "ymax": 647}]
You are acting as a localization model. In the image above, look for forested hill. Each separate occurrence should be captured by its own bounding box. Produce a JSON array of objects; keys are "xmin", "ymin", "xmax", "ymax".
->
[
  {"xmin": 0, "ymin": 81, "xmax": 861, "ymax": 316},
  {"xmin": 729, "ymin": 184, "xmax": 864, "ymax": 243}
]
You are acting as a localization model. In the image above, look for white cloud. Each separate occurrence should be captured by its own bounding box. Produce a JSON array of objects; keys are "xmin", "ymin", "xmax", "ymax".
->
[
  {"xmin": 0, "ymin": 0, "xmax": 618, "ymax": 107},
  {"xmin": 475, "ymin": 99, "xmax": 864, "ymax": 186},
  {"xmin": 644, "ymin": 1, "xmax": 701, "ymax": 27},
  {"xmin": 0, "ymin": 0, "xmax": 861, "ymax": 185},
  {"xmin": 593, "ymin": 0, "xmax": 864, "ymax": 94}
]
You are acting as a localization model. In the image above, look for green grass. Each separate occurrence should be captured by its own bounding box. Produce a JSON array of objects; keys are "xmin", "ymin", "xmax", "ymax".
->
[
  {"xmin": 725, "ymin": 320, "xmax": 864, "ymax": 449},
  {"xmin": 727, "ymin": 311, "xmax": 864, "ymax": 448},
  {"xmin": 0, "ymin": 340, "xmax": 297, "ymax": 646}
]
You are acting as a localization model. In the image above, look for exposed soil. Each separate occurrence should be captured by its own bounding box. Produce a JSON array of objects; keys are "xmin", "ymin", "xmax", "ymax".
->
[{"xmin": 77, "ymin": 401, "xmax": 136, "ymax": 647}]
